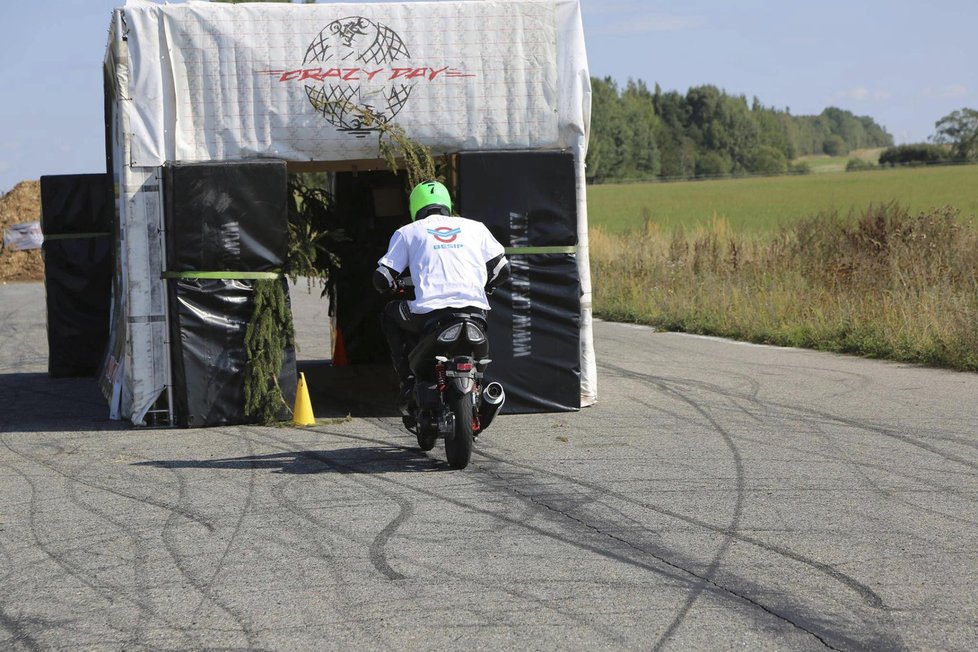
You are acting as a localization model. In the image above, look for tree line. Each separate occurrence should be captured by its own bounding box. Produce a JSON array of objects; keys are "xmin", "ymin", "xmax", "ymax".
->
[
  {"xmin": 586, "ymin": 77, "xmax": 893, "ymax": 183},
  {"xmin": 874, "ymin": 108, "xmax": 978, "ymax": 168}
]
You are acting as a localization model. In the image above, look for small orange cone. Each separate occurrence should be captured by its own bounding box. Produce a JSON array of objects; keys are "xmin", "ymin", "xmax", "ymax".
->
[
  {"xmin": 293, "ymin": 372, "xmax": 316, "ymax": 426},
  {"xmin": 332, "ymin": 327, "xmax": 349, "ymax": 366}
]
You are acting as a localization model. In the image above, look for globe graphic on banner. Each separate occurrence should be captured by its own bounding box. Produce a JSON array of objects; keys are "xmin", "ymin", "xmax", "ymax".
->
[{"xmin": 303, "ymin": 16, "xmax": 413, "ymax": 136}]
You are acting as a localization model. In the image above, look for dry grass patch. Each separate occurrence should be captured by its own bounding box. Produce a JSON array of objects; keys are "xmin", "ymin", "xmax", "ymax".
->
[{"xmin": 591, "ymin": 204, "xmax": 978, "ymax": 370}]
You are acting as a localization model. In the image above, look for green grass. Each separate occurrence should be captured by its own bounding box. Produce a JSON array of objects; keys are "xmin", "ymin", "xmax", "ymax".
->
[{"xmin": 587, "ymin": 163, "xmax": 978, "ymax": 235}]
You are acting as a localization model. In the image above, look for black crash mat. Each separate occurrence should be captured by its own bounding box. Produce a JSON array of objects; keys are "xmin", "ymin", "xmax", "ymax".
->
[
  {"xmin": 456, "ymin": 150, "xmax": 577, "ymax": 248},
  {"xmin": 167, "ymin": 278, "xmax": 297, "ymax": 428},
  {"xmin": 40, "ymin": 173, "xmax": 113, "ymax": 377},
  {"xmin": 163, "ymin": 160, "xmax": 288, "ymax": 272},
  {"xmin": 485, "ymin": 254, "xmax": 580, "ymax": 413},
  {"xmin": 456, "ymin": 151, "xmax": 581, "ymax": 412}
]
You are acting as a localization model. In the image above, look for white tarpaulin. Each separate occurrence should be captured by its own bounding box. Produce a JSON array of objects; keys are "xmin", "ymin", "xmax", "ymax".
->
[
  {"xmin": 123, "ymin": 0, "xmax": 585, "ymax": 165},
  {"xmin": 105, "ymin": 0, "xmax": 594, "ymax": 424},
  {"xmin": 3, "ymin": 222, "xmax": 43, "ymax": 251}
]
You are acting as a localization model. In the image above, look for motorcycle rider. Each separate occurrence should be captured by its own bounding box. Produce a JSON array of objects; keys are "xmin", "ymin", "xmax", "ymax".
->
[{"xmin": 373, "ymin": 180, "xmax": 510, "ymax": 409}]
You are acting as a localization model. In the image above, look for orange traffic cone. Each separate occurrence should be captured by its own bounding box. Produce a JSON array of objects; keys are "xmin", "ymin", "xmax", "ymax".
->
[
  {"xmin": 293, "ymin": 372, "xmax": 316, "ymax": 426},
  {"xmin": 332, "ymin": 327, "xmax": 349, "ymax": 366}
]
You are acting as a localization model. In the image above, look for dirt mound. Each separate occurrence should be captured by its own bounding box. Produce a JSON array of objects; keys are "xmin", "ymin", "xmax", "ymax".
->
[{"xmin": 0, "ymin": 180, "xmax": 44, "ymax": 282}]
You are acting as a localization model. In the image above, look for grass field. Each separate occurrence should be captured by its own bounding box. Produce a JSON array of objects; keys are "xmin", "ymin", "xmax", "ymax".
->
[{"xmin": 587, "ymin": 163, "xmax": 978, "ymax": 235}]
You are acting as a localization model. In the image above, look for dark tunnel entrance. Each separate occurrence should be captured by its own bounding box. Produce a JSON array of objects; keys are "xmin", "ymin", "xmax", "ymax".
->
[{"xmin": 290, "ymin": 164, "xmax": 428, "ymax": 418}]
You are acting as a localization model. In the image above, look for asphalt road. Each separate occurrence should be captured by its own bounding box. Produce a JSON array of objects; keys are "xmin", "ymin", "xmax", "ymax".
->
[{"xmin": 1, "ymin": 281, "xmax": 977, "ymax": 651}]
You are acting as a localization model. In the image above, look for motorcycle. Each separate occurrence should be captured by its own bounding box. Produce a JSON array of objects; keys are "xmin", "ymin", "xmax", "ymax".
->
[{"xmin": 394, "ymin": 279, "xmax": 506, "ymax": 469}]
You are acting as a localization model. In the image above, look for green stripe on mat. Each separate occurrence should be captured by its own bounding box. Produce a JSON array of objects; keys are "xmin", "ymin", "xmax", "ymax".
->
[
  {"xmin": 504, "ymin": 246, "xmax": 577, "ymax": 255},
  {"xmin": 162, "ymin": 271, "xmax": 282, "ymax": 280},
  {"xmin": 42, "ymin": 232, "xmax": 111, "ymax": 240}
]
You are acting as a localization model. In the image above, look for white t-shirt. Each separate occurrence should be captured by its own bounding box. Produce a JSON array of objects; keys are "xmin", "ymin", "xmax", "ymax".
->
[{"xmin": 378, "ymin": 214, "xmax": 506, "ymax": 313}]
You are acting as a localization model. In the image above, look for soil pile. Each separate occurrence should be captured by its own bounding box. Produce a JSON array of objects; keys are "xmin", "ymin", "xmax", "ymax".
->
[{"xmin": 0, "ymin": 180, "xmax": 44, "ymax": 282}]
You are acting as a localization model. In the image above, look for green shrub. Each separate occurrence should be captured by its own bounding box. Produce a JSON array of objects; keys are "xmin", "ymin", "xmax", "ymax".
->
[
  {"xmin": 749, "ymin": 145, "xmax": 788, "ymax": 175},
  {"xmin": 878, "ymin": 143, "xmax": 950, "ymax": 166},
  {"xmin": 695, "ymin": 151, "xmax": 732, "ymax": 177},
  {"xmin": 845, "ymin": 158, "xmax": 876, "ymax": 172}
]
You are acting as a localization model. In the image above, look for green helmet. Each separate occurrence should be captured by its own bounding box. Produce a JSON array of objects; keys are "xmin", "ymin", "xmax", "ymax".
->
[{"xmin": 409, "ymin": 181, "xmax": 452, "ymax": 221}]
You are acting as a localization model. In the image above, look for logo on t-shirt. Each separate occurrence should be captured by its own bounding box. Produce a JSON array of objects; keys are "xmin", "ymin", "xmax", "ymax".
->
[{"xmin": 427, "ymin": 226, "xmax": 461, "ymax": 244}]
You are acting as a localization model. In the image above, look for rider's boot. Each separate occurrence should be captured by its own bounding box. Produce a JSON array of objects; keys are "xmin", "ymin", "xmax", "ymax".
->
[{"xmin": 397, "ymin": 374, "xmax": 415, "ymax": 416}]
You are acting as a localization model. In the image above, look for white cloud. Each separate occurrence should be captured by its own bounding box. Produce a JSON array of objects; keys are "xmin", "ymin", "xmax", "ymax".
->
[{"xmin": 832, "ymin": 87, "xmax": 892, "ymax": 103}]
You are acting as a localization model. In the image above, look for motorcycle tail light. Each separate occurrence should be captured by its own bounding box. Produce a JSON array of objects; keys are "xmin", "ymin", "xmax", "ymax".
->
[
  {"xmin": 437, "ymin": 323, "xmax": 463, "ymax": 343},
  {"xmin": 455, "ymin": 362, "xmax": 473, "ymax": 371},
  {"xmin": 465, "ymin": 322, "xmax": 486, "ymax": 344}
]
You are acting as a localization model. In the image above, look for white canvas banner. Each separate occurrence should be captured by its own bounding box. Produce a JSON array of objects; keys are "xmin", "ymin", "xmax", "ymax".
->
[{"xmin": 126, "ymin": 0, "xmax": 561, "ymax": 165}]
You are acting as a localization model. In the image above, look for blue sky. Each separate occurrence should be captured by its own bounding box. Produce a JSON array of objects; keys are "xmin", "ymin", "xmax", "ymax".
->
[{"xmin": 1, "ymin": 0, "xmax": 975, "ymax": 193}]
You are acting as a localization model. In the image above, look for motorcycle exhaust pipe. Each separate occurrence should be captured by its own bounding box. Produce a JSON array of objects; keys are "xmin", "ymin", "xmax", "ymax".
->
[{"xmin": 478, "ymin": 382, "xmax": 505, "ymax": 432}]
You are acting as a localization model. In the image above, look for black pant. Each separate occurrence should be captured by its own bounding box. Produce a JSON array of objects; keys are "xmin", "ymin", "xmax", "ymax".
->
[{"xmin": 380, "ymin": 300, "xmax": 427, "ymax": 384}]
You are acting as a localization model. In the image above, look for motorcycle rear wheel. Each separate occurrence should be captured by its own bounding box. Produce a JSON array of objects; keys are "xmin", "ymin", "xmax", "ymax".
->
[{"xmin": 444, "ymin": 395, "xmax": 474, "ymax": 469}]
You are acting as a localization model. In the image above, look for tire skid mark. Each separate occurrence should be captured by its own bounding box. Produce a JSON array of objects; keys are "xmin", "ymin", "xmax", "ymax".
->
[
  {"xmin": 0, "ymin": 440, "xmax": 155, "ymax": 635},
  {"xmin": 734, "ymin": 439, "xmax": 978, "ymax": 532},
  {"xmin": 681, "ymin": 370, "xmax": 978, "ymax": 510},
  {"xmin": 0, "ymin": 506, "xmax": 15, "ymax": 575},
  {"xmin": 610, "ymin": 360, "xmax": 978, "ymax": 500},
  {"xmin": 473, "ymin": 458, "xmax": 859, "ymax": 651},
  {"xmin": 784, "ymin": 405, "xmax": 978, "ymax": 473},
  {"xmin": 785, "ymin": 364, "xmax": 874, "ymax": 402},
  {"xmin": 625, "ymin": 331, "xmax": 874, "ymax": 401},
  {"xmin": 622, "ymin": 362, "xmax": 978, "ymax": 474},
  {"xmin": 0, "ymin": 426, "xmax": 219, "ymax": 644},
  {"xmin": 638, "ymin": 376, "xmax": 747, "ymax": 649},
  {"xmin": 366, "ymin": 493, "xmax": 411, "ymax": 581},
  {"xmin": 247, "ymin": 429, "xmax": 738, "ymax": 595},
  {"xmin": 916, "ymin": 433, "xmax": 978, "ymax": 452},
  {"xmin": 64, "ymin": 461, "xmax": 153, "ymax": 648},
  {"xmin": 0, "ymin": 606, "xmax": 42, "ymax": 652},
  {"xmin": 187, "ymin": 436, "xmax": 259, "ymax": 624},
  {"xmin": 239, "ymin": 433, "xmax": 414, "ymax": 582},
  {"xmin": 245, "ymin": 429, "xmax": 632, "ymax": 648},
  {"xmin": 266, "ymin": 472, "xmax": 393, "ymax": 647},
  {"xmin": 157, "ymin": 445, "xmax": 258, "ymax": 650},
  {"xmin": 597, "ymin": 363, "xmax": 888, "ymax": 609},
  {"xmin": 701, "ymin": 401, "xmax": 978, "ymax": 503},
  {"xmin": 238, "ymin": 424, "xmax": 424, "ymax": 583},
  {"xmin": 242, "ymin": 422, "xmax": 882, "ymax": 649},
  {"xmin": 597, "ymin": 362, "xmax": 909, "ymax": 649},
  {"xmin": 0, "ymin": 435, "xmax": 215, "ymax": 532},
  {"xmin": 806, "ymin": 420, "xmax": 978, "ymax": 530},
  {"xmin": 63, "ymin": 453, "xmax": 201, "ymax": 650},
  {"xmin": 248, "ymin": 433, "xmax": 414, "ymax": 580},
  {"xmin": 620, "ymin": 389, "xmax": 699, "ymax": 425},
  {"xmin": 477, "ymin": 447, "xmax": 909, "ymax": 651}
]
